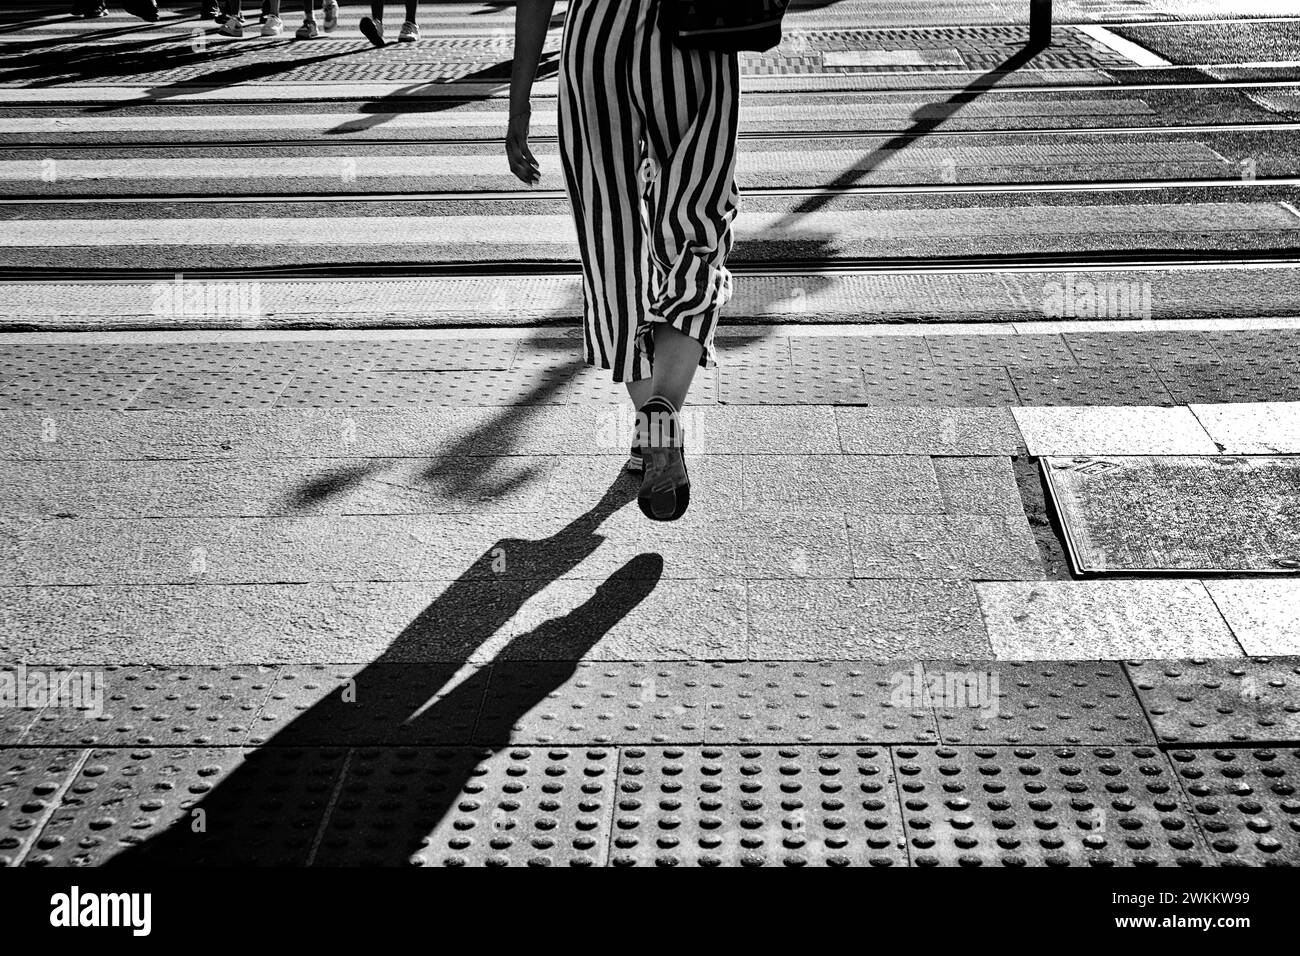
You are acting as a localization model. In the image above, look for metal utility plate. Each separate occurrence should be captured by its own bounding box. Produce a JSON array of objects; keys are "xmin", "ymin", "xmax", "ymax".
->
[{"xmin": 1042, "ymin": 456, "xmax": 1300, "ymax": 573}]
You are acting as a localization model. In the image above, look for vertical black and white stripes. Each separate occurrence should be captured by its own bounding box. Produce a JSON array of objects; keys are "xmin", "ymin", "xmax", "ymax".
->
[{"xmin": 558, "ymin": 0, "xmax": 741, "ymax": 383}]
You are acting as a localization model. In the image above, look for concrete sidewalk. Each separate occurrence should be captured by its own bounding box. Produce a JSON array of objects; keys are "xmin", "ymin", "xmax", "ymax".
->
[{"xmin": 1, "ymin": 324, "xmax": 1298, "ymax": 867}]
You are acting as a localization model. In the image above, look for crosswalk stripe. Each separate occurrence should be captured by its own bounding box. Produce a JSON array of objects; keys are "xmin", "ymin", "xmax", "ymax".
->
[
  {"xmin": 0, "ymin": 143, "xmax": 1232, "ymax": 183},
  {"xmin": 0, "ymin": 100, "xmax": 1159, "ymax": 136},
  {"xmin": 3, "ymin": 203, "xmax": 1296, "ymax": 247}
]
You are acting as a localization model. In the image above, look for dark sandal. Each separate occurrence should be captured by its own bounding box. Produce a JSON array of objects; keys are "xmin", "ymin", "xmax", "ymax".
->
[{"xmin": 636, "ymin": 396, "xmax": 690, "ymax": 521}]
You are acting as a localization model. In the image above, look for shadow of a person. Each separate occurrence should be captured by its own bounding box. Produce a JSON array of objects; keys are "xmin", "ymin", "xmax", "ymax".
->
[{"xmin": 105, "ymin": 475, "xmax": 659, "ymax": 866}]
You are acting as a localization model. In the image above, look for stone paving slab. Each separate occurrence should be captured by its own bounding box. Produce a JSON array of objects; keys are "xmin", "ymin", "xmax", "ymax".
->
[
  {"xmin": 738, "ymin": 454, "xmax": 944, "ymax": 514},
  {"xmin": 835, "ymin": 407, "xmax": 1026, "ymax": 455},
  {"xmin": 747, "ymin": 578, "xmax": 991, "ymax": 660},
  {"xmin": 925, "ymin": 660, "xmax": 1155, "ymax": 746},
  {"xmin": 609, "ymin": 745, "xmax": 909, "ymax": 867},
  {"xmin": 20, "ymin": 665, "xmax": 274, "ymax": 748},
  {"xmin": 1192, "ymin": 402, "xmax": 1300, "ymax": 453},
  {"xmin": 0, "ymin": 406, "xmax": 846, "ymax": 460},
  {"xmin": 0, "ymin": 455, "xmax": 745, "ymax": 518},
  {"xmin": 0, "ymin": 748, "xmax": 84, "ymax": 868},
  {"xmin": 0, "ymin": 374, "xmax": 153, "ymax": 410},
  {"xmin": 1126, "ymin": 658, "xmax": 1300, "ymax": 746},
  {"xmin": 932, "ymin": 456, "xmax": 1027, "ymax": 515},
  {"xmin": 1167, "ymin": 747, "xmax": 1300, "ymax": 867},
  {"xmin": 893, "ymin": 744, "xmax": 1208, "ymax": 866},
  {"xmin": 978, "ymin": 581, "xmax": 1243, "ymax": 660},
  {"xmin": 312, "ymin": 745, "xmax": 618, "ymax": 867},
  {"xmin": 1009, "ymin": 364, "xmax": 1176, "ymax": 406},
  {"xmin": 24, "ymin": 745, "xmax": 347, "ymax": 867},
  {"xmin": 1206, "ymin": 581, "xmax": 1300, "ymax": 656},
  {"xmin": 1011, "ymin": 405, "xmax": 1218, "ymax": 455},
  {"xmin": 247, "ymin": 663, "xmax": 484, "ymax": 748},
  {"xmin": 0, "ymin": 509, "xmax": 860, "ymax": 584},
  {"xmin": 846, "ymin": 513, "xmax": 1045, "ymax": 579}
]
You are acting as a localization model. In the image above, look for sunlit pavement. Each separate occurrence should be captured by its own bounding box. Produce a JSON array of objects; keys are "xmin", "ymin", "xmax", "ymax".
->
[{"xmin": 1, "ymin": 1, "xmax": 1298, "ymax": 866}]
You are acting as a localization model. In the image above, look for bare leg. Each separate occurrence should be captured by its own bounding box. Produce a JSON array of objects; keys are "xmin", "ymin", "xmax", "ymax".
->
[
  {"xmin": 646, "ymin": 324, "xmax": 702, "ymax": 412},
  {"xmin": 625, "ymin": 378, "xmax": 654, "ymax": 411}
]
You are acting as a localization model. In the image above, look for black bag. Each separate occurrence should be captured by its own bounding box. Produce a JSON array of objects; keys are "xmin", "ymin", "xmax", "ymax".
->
[{"xmin": 659, "ymin": 0, "xmax": 791, "ymax": 53}]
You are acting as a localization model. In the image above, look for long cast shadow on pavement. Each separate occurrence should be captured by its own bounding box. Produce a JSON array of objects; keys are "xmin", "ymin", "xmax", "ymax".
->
[{"xmin": 106, "ymin": 476, "xmax": 660, "ymax": 866}]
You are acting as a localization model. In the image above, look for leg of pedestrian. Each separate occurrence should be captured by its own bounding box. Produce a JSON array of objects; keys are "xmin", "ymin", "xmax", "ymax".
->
[
  {"xmin": 398, "ymin": 0, "xmax": 419, "ymax": 42},
  {"xmin": 217, "ymin": 0, "xmax": 246, "ymax": 35},
  {"xmin": 359, "ymin": 0, "xmax": 385, "ymax": 46},
  {"xmin": 295, "ymin": 0, "xmax": 320, "ymax": 38},
  {"xmin": 261, "ymin": 0, "xmax": 283, "ymax": 36}
]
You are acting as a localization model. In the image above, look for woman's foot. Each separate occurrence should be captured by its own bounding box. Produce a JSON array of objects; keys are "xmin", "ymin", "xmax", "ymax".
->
[
  {"xmin": 636, "ymin": 396, "xmax": 690, "ymax": 522},
  {"xmin": 397, "ymin": 20, "xmax": 419, "ymax": 42},
  {"xmin": 260, "ymin": 13, "xmax": 283, "ymax": 35},
  {"xmin": 359, "ymin": 15, "xmax": 384, "ymax": 46},
  {"xmin": 322, "ymin": 0, "xmax": 338, "ymax": 31},
  {"xmin": 217, "ymin": 16, "xmax": 245, "ymax": 36},
  {"xmin": 294, "ymin": 18, "xmax": 320, "ymax": 39}
]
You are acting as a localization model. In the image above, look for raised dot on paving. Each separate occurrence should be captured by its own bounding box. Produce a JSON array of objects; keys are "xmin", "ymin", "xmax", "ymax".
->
[{"xmin": 1125, "ymin": 658, "xmax": 1300, "ymax": 745}]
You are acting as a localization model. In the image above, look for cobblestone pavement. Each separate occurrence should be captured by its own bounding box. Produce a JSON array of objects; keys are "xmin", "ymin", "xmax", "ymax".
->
[{"xmin": 1, "ymin": 1, "xmax": 1299, "ymax": 866}]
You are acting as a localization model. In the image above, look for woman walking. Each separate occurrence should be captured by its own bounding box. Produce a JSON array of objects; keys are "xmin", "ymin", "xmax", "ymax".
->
[{"xmin": 508, "ymin": 0, "xmax": 741, "ymax": 522}]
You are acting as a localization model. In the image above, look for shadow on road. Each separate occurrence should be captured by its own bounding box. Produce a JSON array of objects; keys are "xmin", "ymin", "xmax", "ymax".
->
[{"xmin": 107, "ymin": 476, "xmax": 659, "ymax": 865}]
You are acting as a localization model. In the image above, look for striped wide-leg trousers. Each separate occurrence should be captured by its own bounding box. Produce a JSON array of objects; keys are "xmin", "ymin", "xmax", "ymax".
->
[{"xmin": 558, "ymin": 0, "xmax": 741, "ymax": 383}]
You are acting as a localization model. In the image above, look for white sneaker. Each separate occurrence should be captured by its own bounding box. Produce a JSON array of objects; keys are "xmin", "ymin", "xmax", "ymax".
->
[
  {"xmin": 260, "ymin": 13, "xmax": 283, "ymax": 36},
  {"xmin": 322, "ymin": 0, "xmax": 338, "ymax": 31},
  {"xmin": 217, "ymin": 17, "xmax": 245, "ymax": 37},
  {"xmin": 398, "ymin": 20, "xmax": 419, "ymax": 42},
  {"xmin": 295, "ymin": 18, "xmax": 319, "ymax": 39}
]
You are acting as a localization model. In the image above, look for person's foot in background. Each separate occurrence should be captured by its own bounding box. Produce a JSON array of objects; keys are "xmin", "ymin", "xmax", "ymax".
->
[
  {"xmin": 71, "ymin": 0, "xmax": 108, "ymax": 16},
  {"xmin": 398, "ymin": 19, "xmax": 418, "ymax": 42},
  {"xmin": 359, "ymin": 15, "xmax": 384, "ymax": 46},
  {"xmin": 322, "ymin": 0, "xmax": 338, "ymax": 31},
  {"xmin": 122, "ymin": 0, "xmax": 159, "ymax": 21}
]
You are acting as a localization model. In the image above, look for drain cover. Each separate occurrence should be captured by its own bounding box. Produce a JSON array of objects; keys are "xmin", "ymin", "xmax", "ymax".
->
[{"xmin": 1043, "ymin": 456, "xmax": 1300, "ymax": 572}]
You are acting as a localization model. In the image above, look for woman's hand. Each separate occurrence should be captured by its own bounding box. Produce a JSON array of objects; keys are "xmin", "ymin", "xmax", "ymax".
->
[{"xmin": 506, "ymin": 109, "xmax": 540, "ymax": 185}]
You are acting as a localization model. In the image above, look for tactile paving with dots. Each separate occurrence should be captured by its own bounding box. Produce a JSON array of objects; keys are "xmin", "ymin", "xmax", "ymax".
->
[
  {"xmin": 312, "ymin": 746, "xmax": 616, "ymax": 867},
  {"xmin": 1008, "ymin": 364, "xmax": 1175, "ymax": 406},
  {"xmin": 0, "ymin": 346, "xmax": 117, "ymax": 376},
  {"xmin": 248, "ymin": 664, "xmax": 486, "ymax": 747},
  {"xmin": 0, "ymin": 668, "xmax": 44, "ymax": 743},
  {"xmin": 929, "ymin": 662, "xmax": 1155, "ymax": 746},
  {"xmin": 925, "ymin": 334, "xmax": 1076, "ymax": 368},
  {"xmin": 893, "ymin": 745, "xmax": 1207, "ymax": 866},
  {"xmin": 1158, "ymin": 363, "xmax": 1300, "ymax": 404},
  {"xmin": 21, "ymin": 665, "xmax": 276, "ymax": 747},
  {"xmin": 1168, "ymin": 747, "xmax": 1300, "ymax": 866},
  {"xmin": 276, "ymin": 367, "xmax": 630, "ymax": 407},
  {"xmin": 693, "ymin": 662, "xmax": 938, "ymax": 744},
  {"xmin": 861, "ymin": 366, "xmax": 1021, "ymax": 407},
  {"xmin": 610, "ymin": 746, "xmax": 908, "ymax": 867},
  {"xmin": 0, "ymin": 375, "xmax": 153, "ymax": 410},
  {"xmin": 1126, "ymin": 659, "xmax": 1300, "ymax": 745},
  {"xmin": 0, "ymin": 748, "xmax": 85, "ymax": 867},
  {"xmin": 27, "ymin": 746, "xmax": 346, "ymax": 867},
  {"xmin": 126, "ymin": 371, "xmax": 296, "ymax": 410},
  {"xmin": 719, "ymin": 365, "xmax": 867, "ymax": 404},
  {"xmin": 96, "ymin": 344, "xmax": 303, "ymax": 376},
  {"xmin": 476, "ymin": 662, "xmax": 709, "ymax": 746}
]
